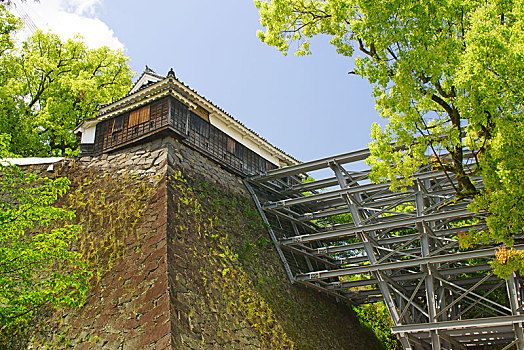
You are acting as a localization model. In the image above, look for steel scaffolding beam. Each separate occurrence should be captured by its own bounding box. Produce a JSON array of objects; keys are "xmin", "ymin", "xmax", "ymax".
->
[{"xmin": 246, "ymin": 148, "xmax": 524, "ymax": 350}]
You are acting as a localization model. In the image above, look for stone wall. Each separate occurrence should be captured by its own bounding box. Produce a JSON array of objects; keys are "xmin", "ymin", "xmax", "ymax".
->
[
  {"xmin": 61, "ymin": 175, "xmax": 170, "ymax": 349},
  {"xmin": 24, "ymin": 136, "xmax": 382, "ymax": 349},
  {"xmin": 27, "ymin": 155, "xmax": 171, "ymax": 349},
  {"xmin": 77, "ymin": 136, "xmax": 247, "ymax": 196},
  {"xmin": 164, "ymin": 168, "xmax": 381, "ymax": 350}
]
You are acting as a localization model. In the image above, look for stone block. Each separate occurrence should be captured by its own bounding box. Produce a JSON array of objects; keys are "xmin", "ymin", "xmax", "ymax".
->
[
  {"xmin": 138, "ymin": 318, "xmax": 170, "ymax": 348},
  {"xmin": 155, "ymin": 333, "xmax": 171, "ymax": 350},
  {"xmin": 122, "ymin": 316, "xmax": 139, "ymax": 330}
]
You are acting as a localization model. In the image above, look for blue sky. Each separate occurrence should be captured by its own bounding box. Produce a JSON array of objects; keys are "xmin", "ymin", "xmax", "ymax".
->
[{"xmin": 14, "ymin": 0, "xmax": 382, "ymax": 162}]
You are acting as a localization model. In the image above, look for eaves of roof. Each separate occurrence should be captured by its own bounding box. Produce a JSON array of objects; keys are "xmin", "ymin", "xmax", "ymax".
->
[
  {"xmin": 77, "ymin": 69, "xmax": 300, "ymax": 165},
  {"xmin": 171, "ymin": 77, "xmax": 299, "ymax": 165}
]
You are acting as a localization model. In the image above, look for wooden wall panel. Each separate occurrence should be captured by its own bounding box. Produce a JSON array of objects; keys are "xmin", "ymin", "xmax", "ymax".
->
[
  {"xmin": 193, "ymin": 105, "xmax": 210, "ymax": 122},
  {"xmin": 129, "ymin": 105, "xmax": 151, "ymax": 127}
]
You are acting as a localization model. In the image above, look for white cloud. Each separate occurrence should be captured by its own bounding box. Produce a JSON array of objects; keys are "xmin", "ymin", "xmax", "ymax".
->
[
  {"xmin": 11, "ymin": 0, "xmax": 124, "ymax": 50},
  {"xmin": 67, "ymin": 0, "xmax": 102, "ymax": 16}
]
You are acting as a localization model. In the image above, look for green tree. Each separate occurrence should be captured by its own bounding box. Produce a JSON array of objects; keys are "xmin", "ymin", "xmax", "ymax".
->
[
  {"xmin": 0, "ymin": 7, "xmax": 130, "ymax": 344},
  {"xmin": 0, "ymin": 4, "xmax": 132, "ymax": 156},
  {"xmin": 0, "ymin": 2, "xmax": 18, "ymax": 56},
  {"xmin": 0, "ymin": 134, "xmax": 91, "ymax": 347},
  {"xmin": 354, "ymin": 302, "xmax": 401, "ymax": 350},
  {"xmin": 255, "ymin": 0, "xmax": 524, "ymax": 274}
]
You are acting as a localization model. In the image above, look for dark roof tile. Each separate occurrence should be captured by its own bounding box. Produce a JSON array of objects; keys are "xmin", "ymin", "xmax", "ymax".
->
[{"xmin": 94, "ymin": 67, "xmax": 299, "ymax": 163}]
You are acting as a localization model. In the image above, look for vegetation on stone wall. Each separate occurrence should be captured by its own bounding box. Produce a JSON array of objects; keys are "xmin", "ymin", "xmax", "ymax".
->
[
  {"xmin": 30, "ymin": 168, "xmax": 160, "ymax": 348},
  {"xmin": 65, "ymin": 169, "xmax": 156, "ymax": 279},
  {"xmin": 0, "ymin": 136, "xmax": 89, "ymax": 348},
  {"xmin": 35, "ymin": 166, "xmax": 166, "ymax": 350},
  {"xmin": 0, "ymin": 156, "xmax": 158, "ymax": 349},
  {"xmin": 169, "ymin": 170, "xmax": 382, "ymax": 349},
  {"xmin": 169, "ymin": 171, "xmax": 293, "ymax": 348}
]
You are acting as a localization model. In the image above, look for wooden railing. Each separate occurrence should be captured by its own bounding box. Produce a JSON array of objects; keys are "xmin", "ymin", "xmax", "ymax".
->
[
  {"xmin": 87, "ymin": 96, "xmax": 277, "ymax": 175},
  {"xmin": 107, "ymin": 117, "xmax": 168, "ymax": 150}
]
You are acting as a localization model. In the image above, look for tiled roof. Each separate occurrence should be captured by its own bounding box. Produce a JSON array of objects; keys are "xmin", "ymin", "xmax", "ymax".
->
[
  {"xmin": 169, "ymin": 72, "xmax": 299, "ymax": 164},
  {"xmin": 135, "ymin": 65, "xmax": 165, "ymax": 85},
  {"xmin": 91, "ymin": 67, "xmax": 299, "ymax": 164}
]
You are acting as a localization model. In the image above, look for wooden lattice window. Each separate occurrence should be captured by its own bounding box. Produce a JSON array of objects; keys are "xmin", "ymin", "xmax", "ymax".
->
[
  {"xmin": 234, "ymin": 142, "xmax": 244, "ymax": 159},
  {"xmin": 227, "ymin": 137, "xmax": 235, "ymax": 154},
  {"xmin": 128, "ymin": 105, "xmax": 151, "ymax": 127},
  {"xmin": 112, "ymin": 116, "xmax": 124, "ymax": 133},
  {"xmin": 190, "ymin": 112, "xmax": 210, "ymax": 138}
]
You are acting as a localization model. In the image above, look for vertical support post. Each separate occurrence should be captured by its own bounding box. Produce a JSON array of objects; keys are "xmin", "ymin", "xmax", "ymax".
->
[
  {"xmin": 507, "ymin": 272, "xmax": 524, "ymax": 350},
  {"xmin": 167, "ymin": 97, "xmax": 172, "ymax": 127},
  {"xmin": 330, "ymin": 162, "xmax": 412, "ymax": 350},
  {"xmin": 243, "ymin": 180, "xmax": 295, "ymax": 283},
  {"xmin": 416, "ymin": 183, "xmax": 441, "ymax": 350},
  {"xmin": 291, "ymin": 222, "xmax": 314, "ymax": 271},
  {"xmin": 185, "ymin": 107, "xmax": 190, "ymax": 135}
]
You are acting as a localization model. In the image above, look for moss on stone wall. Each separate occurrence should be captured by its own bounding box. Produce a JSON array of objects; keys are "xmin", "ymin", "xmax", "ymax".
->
[
  {"xmin": 65, "ymin": 169, "xmax": 157, "ymax": 278},
  {"xmin": 11, "ymin": 139, "xmax": 385, "ymax": 349},
  {"xmin": 168, "ymin": 171, "xmax": 293, "ymax": 349},
  {"xmin": 28, "ymin": 166, "xmax": 168, "ymax": 349},
  {"xmin": 167, "ymin": 171, "xmax": 383, "ymax": 350}
]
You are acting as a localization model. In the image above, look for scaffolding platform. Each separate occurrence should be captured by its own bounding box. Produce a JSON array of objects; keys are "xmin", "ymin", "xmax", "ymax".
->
[{"xmin": 245, "ymin": 148, "xmax": 524, "ymax": 350}]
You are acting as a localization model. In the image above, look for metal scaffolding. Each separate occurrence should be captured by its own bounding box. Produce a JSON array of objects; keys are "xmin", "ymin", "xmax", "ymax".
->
[{"xmin": 245, "ymin": 148, "xmax": 524, "ymax": 350}]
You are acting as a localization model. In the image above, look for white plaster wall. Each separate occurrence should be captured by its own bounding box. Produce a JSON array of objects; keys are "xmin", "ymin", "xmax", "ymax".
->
[
  {"xmin": 81, "ymin": 125, "xmax": 97, "ymax": 144},
  {"xmin": 209, "ymin": 115, "xmax": 280, "ymax": 165}
]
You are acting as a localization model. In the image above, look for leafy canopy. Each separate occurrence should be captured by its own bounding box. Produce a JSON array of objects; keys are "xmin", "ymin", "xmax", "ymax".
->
[
  {"xmin": 354, "ymin": 302, "xmax": 401, "ymax": 350},
  {"xmin": 0, "ymin": 5, "xmax": 132, "ymax": 156},
  {"xmin": 256, "ymin": 0, "xmax": 524, "ymax": 274},
  {"xmin": 0, "ymin": 5, "xmax": 131, "ymax": 344},
  {"xmin": 0, "ymin": 134, "xmax": 90, "ymax": 345}
]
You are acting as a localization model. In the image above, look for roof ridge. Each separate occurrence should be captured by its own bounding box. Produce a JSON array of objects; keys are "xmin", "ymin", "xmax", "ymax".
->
[{"xmin": 90, "ymin": 67, "xmax": 299, "ymax": 164}]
